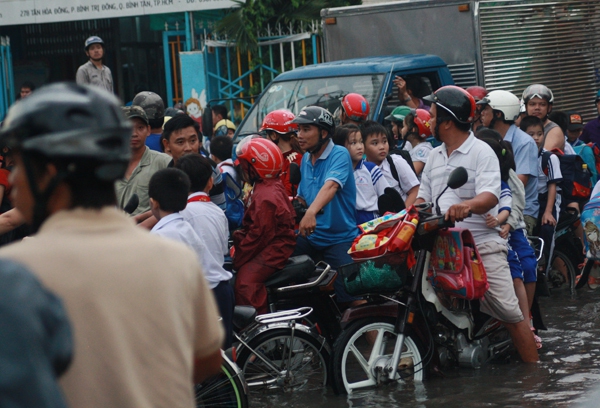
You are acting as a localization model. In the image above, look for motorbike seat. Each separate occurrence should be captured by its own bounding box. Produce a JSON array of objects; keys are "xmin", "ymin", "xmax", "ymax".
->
[
  {"xmin": 232, "ymin": 305, "xmax": 257, "ymax": 331},
  {"xmin": 264, "ymin": 255, "xmax": 315, "ymax": 289},
  {"xmin": 556, "ymin": 207, "xmax": 579, "ymax": 232}
]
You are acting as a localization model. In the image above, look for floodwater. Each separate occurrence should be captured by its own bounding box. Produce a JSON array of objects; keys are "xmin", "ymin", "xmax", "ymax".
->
[{"xmin": 250, "ymin": 287, "xmax": 600, "ymax": 407}]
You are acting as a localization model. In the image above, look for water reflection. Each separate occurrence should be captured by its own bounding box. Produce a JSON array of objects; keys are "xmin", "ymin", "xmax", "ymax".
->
[{"xmin": 250, "ymin": 288, "xmax": 600, "ymax": 407}]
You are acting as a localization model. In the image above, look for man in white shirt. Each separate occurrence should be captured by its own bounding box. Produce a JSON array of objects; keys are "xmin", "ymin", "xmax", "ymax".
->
[
  {"xmin": 176, "ymin": 154, "xmax": 235, "ymax": 347},
  {"xmin": 417, "ymin": 86, "xmax": 538, "ymax": 363}
]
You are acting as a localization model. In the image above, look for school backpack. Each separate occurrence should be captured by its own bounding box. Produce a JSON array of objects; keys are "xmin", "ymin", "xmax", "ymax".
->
[
  {"xmin": 387, "ymin": 148, "xmax": 417, "ymax": 182},
  {"xmin": 541, "ymin": 148, "xmax": 592, "ymax": 202},
  {"xmin": 219, "ymin": 164, "xmax": 245, "ymax": 232},
  {"xmin": 581, "ymin": 192, "xmax": 600, "ymax": 260},
  {"xmin": 582, "ymin": 142, "xmax": 600, "ymax": 186}
]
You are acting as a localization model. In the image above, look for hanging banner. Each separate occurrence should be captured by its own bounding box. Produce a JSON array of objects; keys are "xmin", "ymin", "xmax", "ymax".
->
[{"xmin": 0, "ymin": 0, "xmax": 242, "ymax": 26}]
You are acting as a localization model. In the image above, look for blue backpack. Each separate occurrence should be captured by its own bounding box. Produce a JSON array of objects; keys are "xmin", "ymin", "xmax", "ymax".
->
[
  {"xmin": 221, "ymin": 169, "xmax": 245, "ymax": 232},
  {"xmin": 573, "ymin": 144, "xmax": 598, "ymax": 186}
]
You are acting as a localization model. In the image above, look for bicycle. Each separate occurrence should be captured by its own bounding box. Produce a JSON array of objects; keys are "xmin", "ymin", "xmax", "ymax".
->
[
  {"xmin": 232, "ymin": 307, "xmax": 331, "ymax": 396},
  {"xmin": 195, "ymin": 350, "xmax": 248, "ymax": 408}
]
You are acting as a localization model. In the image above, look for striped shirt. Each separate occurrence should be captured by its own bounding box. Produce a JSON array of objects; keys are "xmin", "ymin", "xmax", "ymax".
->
[{"xmin": 354, "ymin": 160, "xmax": 390, "ymax": 212}]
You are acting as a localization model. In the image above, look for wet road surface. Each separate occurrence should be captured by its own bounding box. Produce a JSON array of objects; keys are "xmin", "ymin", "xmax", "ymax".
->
[{"xmin": 251, "ymin": 286, "xmax": 600, "ymax": 407}]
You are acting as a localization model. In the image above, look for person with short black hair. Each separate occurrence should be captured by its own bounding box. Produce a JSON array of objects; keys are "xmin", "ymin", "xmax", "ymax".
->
[
  {"xmin": 361, "ymin": 120, "xmax": 420, "ymax": 206},
  {"xmin": 211, "ymin": 136, "xmax": 239, "ymax": 184},
  {"xmin": 162, "ymin": 113, "xmax": 206, "ymax": 160},
  {"xmin": 19, "ymin": 81, "xmax": 35, "ymax": 99},
  {"xmin": 176, "ymin": 154, "xmax": 234, "ymax": 347},
  {"xmin": 149, "ymin": 168, "xmax": 190, "ymax": 213},
  {"xmin": 211, "ymin": 104, "xmax": 228, "ymax": 125}
]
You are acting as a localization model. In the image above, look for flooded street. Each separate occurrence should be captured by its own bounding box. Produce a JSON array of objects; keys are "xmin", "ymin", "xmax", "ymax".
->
[{"xmin": 251, "ymin": 287, "xmax": 600, "ymax": 407}]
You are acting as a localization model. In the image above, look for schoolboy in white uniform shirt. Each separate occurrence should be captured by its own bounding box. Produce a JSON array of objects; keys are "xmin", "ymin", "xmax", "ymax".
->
[{"xmin": 175, "ymin": 153, "xmax": 235, "ymax": 347}]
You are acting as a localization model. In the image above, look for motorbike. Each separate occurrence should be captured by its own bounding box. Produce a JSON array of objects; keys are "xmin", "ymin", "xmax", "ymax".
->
[{"xmin": 329, "ymin": 167, "xmax": 514, "ymax": 395}]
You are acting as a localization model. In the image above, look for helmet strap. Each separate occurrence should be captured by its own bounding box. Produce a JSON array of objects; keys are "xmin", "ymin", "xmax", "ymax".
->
[
  {"xmin": 22, "ymin": 154, "xmax": 68, "ymax": 233},
  {"xmin": 309, "ymin": 130, "xmax": 330, "ymax": 155}
]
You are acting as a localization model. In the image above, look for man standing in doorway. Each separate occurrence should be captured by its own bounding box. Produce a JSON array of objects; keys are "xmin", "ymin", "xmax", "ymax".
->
[{"xmin": 76, "ymin": 36, "xmax": 113, "ymax": 93}]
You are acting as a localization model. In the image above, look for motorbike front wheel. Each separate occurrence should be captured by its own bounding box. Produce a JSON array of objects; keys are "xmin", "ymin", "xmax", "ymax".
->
[{"xmin": 331, "ymin": 317, "xmax": 426, "ymax": 395}]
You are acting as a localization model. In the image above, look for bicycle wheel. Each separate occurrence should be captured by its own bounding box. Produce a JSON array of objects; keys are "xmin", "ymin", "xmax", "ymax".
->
[
  {"xmin": 548, "ymin": 249, "xmax": 577, "ymax": 292},
  {"xmin": 195, "ymin": 354, "xmax": 248, "ymax": 408},
  {"xmin": 331, "ymin": 317, "xmax": 425, "ymax": 395},
  {"xmin": 236, "ymin": 327, "xmax": 329, "ymax": 394}
]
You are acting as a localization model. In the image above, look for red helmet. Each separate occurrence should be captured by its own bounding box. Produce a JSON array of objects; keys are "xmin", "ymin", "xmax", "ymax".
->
[
  {"xmin": 235, "ymin": 136, "xmax": 283, "ymax": 179},
  {"xmin": 260, "ymin": 109, "xmax": 298, "ymax": 134},
  {"xmin": 341, "ymin": 93, "xmax": 370, "ymax": 122},
  {"xmin": 466, "ymin": 86, "xmax": 487, "ymax": 102},
  {"xmin": 414, "ymin": 109, "xmax": 432, "ymax": 138}
]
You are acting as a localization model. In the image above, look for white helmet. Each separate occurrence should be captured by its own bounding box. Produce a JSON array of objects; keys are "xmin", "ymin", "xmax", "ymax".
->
[{"xmin": 476, "ymin": 90, "xmax": 521, "ymax": 122}]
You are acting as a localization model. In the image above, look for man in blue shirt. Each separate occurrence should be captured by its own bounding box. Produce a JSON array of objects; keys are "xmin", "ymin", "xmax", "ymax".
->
[
  {"xmin": 478, "ymin": 90, "xmax": 539, "ymax": 235},
  {"xmin": 292, "ymin": 106, "xmax": 359, "ymax": 304}
]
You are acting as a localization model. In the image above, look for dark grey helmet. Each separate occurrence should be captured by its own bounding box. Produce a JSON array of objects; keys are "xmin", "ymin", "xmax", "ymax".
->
[
  {"xmin": 132, "ymin": 91, "xmax": 165, "ymax": 120},
  {"xmin": 291, "ymin": 106, "xmax": 335, "ymax": 136},
  {"xmin": 0, "ymin": 82, "xmax": 131, "ymax": 181}
]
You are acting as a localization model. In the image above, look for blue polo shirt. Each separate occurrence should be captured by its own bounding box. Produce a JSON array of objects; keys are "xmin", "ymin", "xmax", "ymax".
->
[
  {"xmin": 505, "ymin": 124, "xmax": 539, "ymax": 218},
  {"xmin": 298, "ymin": 140, "xmax": 358, "ymax": 246},
  {"xmin": 145, "ymin": 133, "xmax": 162, "ymax": 152}
]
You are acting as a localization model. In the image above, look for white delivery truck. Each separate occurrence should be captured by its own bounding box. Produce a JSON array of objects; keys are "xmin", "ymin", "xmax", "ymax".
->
[{"xmin": 321, "ymin": 0, "xmax": 600, "ymax": 120}]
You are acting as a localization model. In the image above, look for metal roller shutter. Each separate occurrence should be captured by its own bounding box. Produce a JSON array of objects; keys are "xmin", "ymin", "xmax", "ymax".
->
[{"xmin": 479, "ymin": 0, "xmax": 600, "ymax": 121}]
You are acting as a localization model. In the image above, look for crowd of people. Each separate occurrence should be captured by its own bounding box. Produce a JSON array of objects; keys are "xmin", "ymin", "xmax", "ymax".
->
[{"xmin": 3, "ymin": 34, "xmax": 600, "ymax": 407}]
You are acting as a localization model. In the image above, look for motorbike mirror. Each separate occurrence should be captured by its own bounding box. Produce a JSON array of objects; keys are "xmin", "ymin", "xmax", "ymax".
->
[
  {"xmin": 289, "ymin": 162, "xmax": 301, "ymax": 186},
  {"xmin": 447, "ymin": 167, "xmax": 469, "ymax": 190},
  {"xmin": 435, "ymin": 167, "xmax": 469, "ymax": 215}
]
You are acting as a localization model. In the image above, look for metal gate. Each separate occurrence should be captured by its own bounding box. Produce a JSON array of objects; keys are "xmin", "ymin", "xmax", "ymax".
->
[
  {"xmin": 163, "ymin": 21, "xmax": 321, "ymax": 120},
  {"xmin": 0, "ymin": 36, "xmax": 14, "ymax": 121},
  {"xmin": 479, "ymin": 0, "xmax": 600, "ymax": 120},
  {"xmin": 202, "ymin": 21, "xmax": 321, "ymax": 120}
]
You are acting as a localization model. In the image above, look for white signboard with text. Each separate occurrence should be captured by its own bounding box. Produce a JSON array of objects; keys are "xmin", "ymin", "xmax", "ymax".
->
[{"xmin": 0, "ymin": 0, "xmax": 241, "ymax": 26}]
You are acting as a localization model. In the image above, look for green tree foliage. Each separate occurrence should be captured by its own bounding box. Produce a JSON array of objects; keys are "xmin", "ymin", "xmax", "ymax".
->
[{"xmin": 216, "ymin": 0, "xmax": 361, "ymax": 52}]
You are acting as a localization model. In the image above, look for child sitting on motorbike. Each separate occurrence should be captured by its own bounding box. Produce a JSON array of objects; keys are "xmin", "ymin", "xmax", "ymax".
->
[
  {"xmin": 333, "ymin": 123, "xmax": 390, "ymax": 223},
  {"xmin": 232, "ymin": 136, "xmax": 296, "ymax": 314}
]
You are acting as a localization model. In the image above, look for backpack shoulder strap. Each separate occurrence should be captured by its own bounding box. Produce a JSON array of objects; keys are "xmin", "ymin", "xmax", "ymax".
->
[
  {"xmin": 386, "ymin": 155, "xmax": 400, "ymax": 183},
  {"xmin": 541, "ymin": 150, "xmax": 551, "ymax": 175}
]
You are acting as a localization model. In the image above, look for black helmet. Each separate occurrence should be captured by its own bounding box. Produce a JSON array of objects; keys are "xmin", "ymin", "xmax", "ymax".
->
[
  {"xmin": 132, "ymin": 92, "xmax": 165, "ymax": 121},
  {"xmin": 522, "ymin": 84, "xmax": 554, "ymax": 104},
  {"xmin": 424, "ymin": 85, "xmax": 476, "ymax": 124},
  {"xmin": 84, "ymin": 36, "xmax": 104, "ymax": 51},
  {"xmin": 292, "ymin": 106, "xmax": 335, "ymax": 136},
  {"xmin": 0, "ymin": 82, "xmax": 131, "ymax": 181}
]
